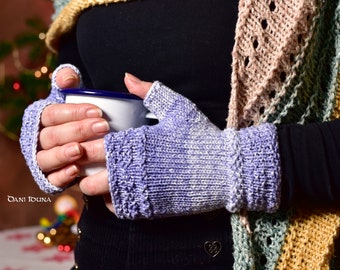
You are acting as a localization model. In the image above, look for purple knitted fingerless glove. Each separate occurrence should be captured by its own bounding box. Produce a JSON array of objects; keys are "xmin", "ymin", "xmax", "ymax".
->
[
  {"xmin": 19, "ymin": 64, "xmax": 81, "ymax": 194},
  {"xmin": 105, "ymin": 82, "xmax": 281, "ymax": 219}
]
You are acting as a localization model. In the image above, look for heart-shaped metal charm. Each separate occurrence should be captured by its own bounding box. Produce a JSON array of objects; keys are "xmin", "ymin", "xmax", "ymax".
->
[{"xmin": 204, "ymin": 241, "xmax": 222, "ymax": 258}]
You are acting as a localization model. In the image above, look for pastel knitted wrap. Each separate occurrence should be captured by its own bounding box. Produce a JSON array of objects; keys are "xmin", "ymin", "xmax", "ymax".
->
[
  {"xmin": 30, "ymin": 0, "xmax": 340, "ymax": 268},
  {"xmin": 229, "ymin": 0, "xmax": 340, "ymax": 269}
]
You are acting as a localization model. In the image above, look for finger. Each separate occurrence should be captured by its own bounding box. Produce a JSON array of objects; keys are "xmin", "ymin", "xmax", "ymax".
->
[
  {"xmin": 78, "ymin": 138, "xmax": 106, "ymax": 164},
  {"xmin": 125, "ymin": 73, "xmax": 206, "ymax": 123},
  {"xmin": 55, "ymin": 66, "xmax": 81, "ymax": 89},
  {"xmin": 37, "ymin": 142, "xmax": 83, "ymax": 172},
  {"xmin": 41, "ymin": 103, "xmax": 102, "ymax": 127},
  {"xmin": 124, "ymin": 73, "xmax": 152, "ymax": 99},
  {"xmin": 39, "ymin": 118, "xmax": 109, "ymax": 149},
  {"xmin": 78, "ymin": 170, "xmax": 109, "ymax": 196},
  {"xmin": 47, "ymin": 164, "xmax": 80, "ymax": 188},
  {"xmin": 124, "ymin": 73, "xmax": 181, "ymax": 121}
]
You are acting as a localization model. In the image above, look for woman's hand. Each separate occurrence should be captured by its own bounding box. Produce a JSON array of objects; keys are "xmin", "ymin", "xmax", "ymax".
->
[
  {"xmin": 37, "ymin": 67, "xmax": 152, "ymax": 200},
  {"xmin": 37, "ymin": 67, "xmax": 110, "ymax": 192}
]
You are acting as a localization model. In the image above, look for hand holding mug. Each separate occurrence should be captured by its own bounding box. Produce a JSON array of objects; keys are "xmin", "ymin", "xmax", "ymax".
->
[
  {"xmin": 37, "ymin": 67, "xmax": 107, "ymax": 188},
  {"xmin": 37, "ymin": 66, "xmax": 152, "ymax": 198}
]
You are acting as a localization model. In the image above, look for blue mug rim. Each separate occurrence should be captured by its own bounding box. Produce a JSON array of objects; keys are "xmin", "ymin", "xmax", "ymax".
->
[{"xmin": 62, "ymin": 88, "xmax": 142, "ymax": 101}]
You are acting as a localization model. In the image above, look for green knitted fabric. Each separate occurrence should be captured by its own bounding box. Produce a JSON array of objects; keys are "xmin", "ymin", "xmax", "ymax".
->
[
  {"xmin": 51, "ymin": 0, "xmax": 70, "ymax": 19},
  {"xmin": 262, "ymin": 0, "xmax": 340, "ymax": 125},
  {"xmin": 232, "ymin": 212, "xmax": 289, "ymax": 270}
]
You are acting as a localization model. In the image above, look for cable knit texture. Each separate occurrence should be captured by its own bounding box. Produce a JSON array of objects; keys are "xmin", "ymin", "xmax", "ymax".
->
[
  {"xmin": 19, "ymin": 64, "xmax": 81, "ymax": 194},
  {"xmin": 104, "ymin": 81, "xmax": 280, "ymax": 219}
]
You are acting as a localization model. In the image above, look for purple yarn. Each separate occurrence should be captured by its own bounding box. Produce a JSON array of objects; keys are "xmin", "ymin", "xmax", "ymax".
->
[
  {"xmin": 19, "ymin": 64, "xmax": 81, "ymax": 194},
  {"xmin": 105, "ymin": 81, "xmax": 281, "ymax": 219}
]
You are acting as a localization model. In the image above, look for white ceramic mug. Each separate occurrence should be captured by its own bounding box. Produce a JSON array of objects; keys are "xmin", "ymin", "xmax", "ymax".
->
[{"xmin": 63, "ymin": 88, "xmax": 154, "ymax": 176}]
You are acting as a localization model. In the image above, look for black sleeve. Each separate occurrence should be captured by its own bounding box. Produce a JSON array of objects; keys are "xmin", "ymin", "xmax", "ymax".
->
[
  {"xmin": 278, "ymin": 119, "xmax": 340, "ymax": 209},
  {"xmin": 57, "ymin": 29, "xmax": 93, "ymax": 89}
]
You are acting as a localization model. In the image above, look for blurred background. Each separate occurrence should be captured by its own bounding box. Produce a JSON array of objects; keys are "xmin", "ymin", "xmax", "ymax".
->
[{"xmin": 0, "ymin": 0, "xmax": 82, "ymax": 230}]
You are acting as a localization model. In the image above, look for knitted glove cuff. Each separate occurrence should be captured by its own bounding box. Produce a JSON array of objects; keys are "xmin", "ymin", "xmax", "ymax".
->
[
  {"xmin": 238, "ymin": 124, "xmax": 281, "ymax": 212},
  {"xmin": 105, "ymin": 127, "xmax": 151, "ymax": 219},
  {"xmin": 105, "ymin": 124, "xmax": 281, "ymax": 219},
  {"xmin": 19, "ymin": 63, "xmax": 81, "ymax": 194},
  {"xmin": 20, "ymin": 99, "xmax": 64, "ymax": 194}
]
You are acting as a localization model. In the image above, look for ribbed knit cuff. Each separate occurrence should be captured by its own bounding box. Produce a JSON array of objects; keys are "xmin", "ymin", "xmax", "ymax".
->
[
  {"xmin": 239, "ymin": 123, "xmax": 281, "ymax": 212},
  {"xmin": 20, "ymin": 99, "xmax": 64, "ymax": 194},
  {"xmin": 105, "ymin": 127, "xmax": 151, "ymax": 219}
]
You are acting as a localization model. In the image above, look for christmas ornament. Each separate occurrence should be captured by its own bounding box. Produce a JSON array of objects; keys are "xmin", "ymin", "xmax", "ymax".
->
[{"xmin": 36, "ymin": 195, "xmax": 79, "ymax": 252}]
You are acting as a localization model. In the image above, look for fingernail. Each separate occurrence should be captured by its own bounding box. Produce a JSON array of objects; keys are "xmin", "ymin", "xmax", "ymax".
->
[
  {"xmin": 86, "ymin": 108, "xmax": 102, "ymax": 118},
  {"xmin": 66, "ymin": 165, "xmax": 79, "ymax": 176},
  {"xmin": 66, "ymin": 144, "xmax": 81, "ymax": 157},
  {"xmin": 62, "ymin": 74, "xmax": 78, "ymax": 84},
  {"xmin": 92, "ymin": 120, "xmax": 110, "ymax": 133},
  {"xmin": 125, "ymin": 72, "xmax": 141, "ymax": 83}
]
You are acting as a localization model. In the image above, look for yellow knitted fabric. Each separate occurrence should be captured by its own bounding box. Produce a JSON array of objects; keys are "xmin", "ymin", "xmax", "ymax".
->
[
  {"xmin": 332, "ymin": 73, "xmax": 340, "ymax": 119},
  {"xmin": 46, "ymin": 0, "xmax": 131, "ymax": 53},
  {"xmin": 276, "ymin": 210, "xmax": 340, "ymax": 270},
  {"xmin": 46, "ymin": 0, "xmax": 340, "ymax": 268}
]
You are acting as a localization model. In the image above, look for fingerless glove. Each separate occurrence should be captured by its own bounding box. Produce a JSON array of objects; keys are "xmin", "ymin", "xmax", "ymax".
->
[
  {"xmin": 105, "ymin": 81, "xmax": 281, "ymax": 219},
  {"xmin": 20, "ymin": 64, "xmax": 81, "ymax": 194}
]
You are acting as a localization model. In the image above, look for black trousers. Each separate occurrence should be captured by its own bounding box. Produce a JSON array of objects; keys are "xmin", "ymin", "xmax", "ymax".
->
[{"xmin": 72, "ymin": 195, "xmax": 233, "ymax": 270}]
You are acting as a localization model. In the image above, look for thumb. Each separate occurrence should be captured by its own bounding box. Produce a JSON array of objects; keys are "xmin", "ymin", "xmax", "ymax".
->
[
  {"xmin": 124, "ymin": 73, "xmax": 152, "ymax": 99},
  {"xmin": 52, "ymin": 64, "xmax": 81, "ymax": 90},
  {"xmin": 124, "ymin": 73, "xmax": 206, "ymax": 124},
  {"xmin": 56, "ymin": 68, "xmax": 80, "ymax": 89}
]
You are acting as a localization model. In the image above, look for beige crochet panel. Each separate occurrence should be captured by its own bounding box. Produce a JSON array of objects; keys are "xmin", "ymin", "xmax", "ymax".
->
[{"xmin": 227, "ymin": 0, "xmax": 317, "ymax": 128}]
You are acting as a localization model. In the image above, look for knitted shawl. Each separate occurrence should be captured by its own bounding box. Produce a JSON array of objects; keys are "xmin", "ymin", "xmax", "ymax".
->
[{"xmin": 46, "ymin": 0, "xmax": 340, "ymax": 269}]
